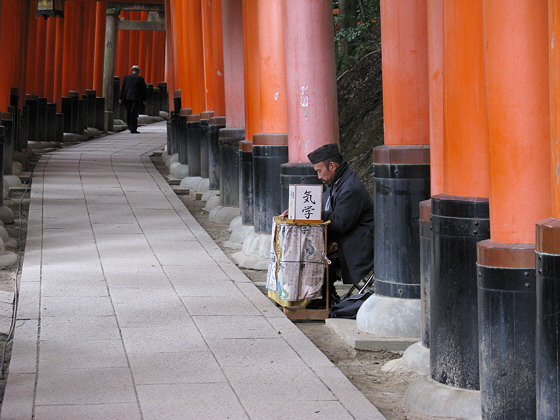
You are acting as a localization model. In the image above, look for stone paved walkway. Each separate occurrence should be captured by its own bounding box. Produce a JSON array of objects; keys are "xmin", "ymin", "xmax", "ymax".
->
[{"xmin": 1, "ymin": 122, "xmax": 383, "ymax": 419}]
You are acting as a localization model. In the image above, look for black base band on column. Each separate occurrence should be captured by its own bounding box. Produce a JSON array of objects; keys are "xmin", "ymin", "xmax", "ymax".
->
[
  {"xmin": 373, "ymin": 163, "xmax": 430, "ymax": 299},
  {"xmin": 186, "ymin": 121, "xmax": 201, "ymax": 177},
  {"xmin": 219, "ymin": 128, "xmax": 244, "ymax": 208},
  {"xmin": 419, "ymin": 203, "xmax": 431, "ymax": 348},
  {"xmin": 178, "ymin": 116, "xmax": 188, "ymax": 165},
  {"xmin": 478, "ymin": 265, "xmax": 536, "ymax": 419},
  {"xmin": 537, "ymin": 252, "xmax": 560, "ymax": 420},
  {"xmin": 208, "ymin": 118, "xmax": 225, "ymax": 190},
  {"xmin": 253, "ymin": 145, "xmax": 288, "ymax": 233},
  {"xmin": 240, "ymin": 142, "xmax": 254, "ymax": 226},
  {"xmin": 430, "ymin": 195, "xmax": 489, "ymax": 390}
]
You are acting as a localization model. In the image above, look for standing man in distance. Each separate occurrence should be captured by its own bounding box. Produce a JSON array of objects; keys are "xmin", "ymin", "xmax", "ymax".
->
[{"xmin": 119, "ymin": 65, "xmax": 147, "ymax": 134}]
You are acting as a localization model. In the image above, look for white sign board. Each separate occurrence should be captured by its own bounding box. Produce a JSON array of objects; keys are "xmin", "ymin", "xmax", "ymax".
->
[{"xmin": 288, "ymin": 184, "xmax": 323, "ymax": 222}]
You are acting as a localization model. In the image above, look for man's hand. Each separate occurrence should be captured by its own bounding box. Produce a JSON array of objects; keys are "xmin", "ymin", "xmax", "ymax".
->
[
  {"xmin": 143, "ymin": 101, "xmax": 148, "ymax": 105},
  {"xmin": 119, "ymin": 99, "xmax": 122, "ymax": 104},
  {"xmin": 281, "ymin": 209, "xmax": 289, "ymax": 220}
]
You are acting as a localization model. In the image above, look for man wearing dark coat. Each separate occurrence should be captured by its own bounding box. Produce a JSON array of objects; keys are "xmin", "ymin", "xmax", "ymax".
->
[
  {"xmin": 307, "ymin": 143, "xmax": 375, "ymax": 286},
  {"xmin": 119, "ymin": 65, "xmax": 147, "ymax": 134}
]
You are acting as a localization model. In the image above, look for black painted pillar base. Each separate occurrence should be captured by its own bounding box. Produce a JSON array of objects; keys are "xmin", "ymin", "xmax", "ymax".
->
[
  {"xmin": 166, "ymin": 118, "xmax": 173, "ymax": 155},
  {"xmin": 208, "ymin": 117, "xmax": 225, "ymax": 190},
  {"xmin": 144, "ymin": 84, "xmax": 153, "ymax": 116},
  {"xmin": 477, "ymin": 241, "xmax": 536, "ymax": 419},
  {"xmin": 431, "ymin": 194, "xmax": 489, "ymax": 390},
  {"xmin": 178, "ymin": 115, "xmax": 188, "ymax": 165},
  {"xmin": 240, "ymin": 140, "xmax": 254, "ymax": 226},
  {"xmin": 25, "ymin": 95, "xmax": 39, "ymax": 142},
  {"xmin": 69, "ymin": 92, "xmax": 80, "ymax": 134},
  {"xmin": 61, "ymin": 97, "xmax": 72, "ymax": 133},
  {"xmin": 158, "ymin": 82, "xmax": 169, "ymax": 113},
  {"xmin": 46, "ymin": 103, "xmax": 57, "ymax": 141},
  {"xmin": 253, "ymin": 133, "xmax": 289, "ymax": 234},
  {"xmin": 85, "ymin": 89, "xmax": 96, "ymax": 128},
  {"xmin": 9, "ymin": 89, "xmax": 19, "ymax": 151},
  {"xmin": 20, "ymin": 105, "xmax": 29, "ymax": 151},
  {"xmin": 199, "ymin": 111, "xmax": 214, "ymax": 178},
  {"xmin": 419, "ymin": 199, "xmax": 431, "ymax": 349},
  {"xmin": 186, "ymin": 115, "xmax": 201, "ymax": 176},
  {"xmin": 56, "ymin": 113, "xmax": 64, "ymax": 143},
  {"xmin": 372, "ymin": 145, "xmax": 430, "ymax": 299},
  {"xmin": 219, "ymin": 128, "xmax": 245, "ymax": 208},
  {"xmin": 37, "ymin": 98, "xmax": 47, "ymax": 141},
  {"xmin": 1, "ymin": 113, "xmax": 13, "ymax": 176},
  {"xmin": 152, "ymin": 87, "xmax": 161, "ymax": 117},
  {"xmin": 279, "ymin": 162, "xmax": 321, "ymax": 211},
  {"xmin": 95, "ymin": 97, "xmax": 105, "ymax": 131},
  {"xmin": 536, "ymin": 218, "xmax": 560, "ymax": 420}
]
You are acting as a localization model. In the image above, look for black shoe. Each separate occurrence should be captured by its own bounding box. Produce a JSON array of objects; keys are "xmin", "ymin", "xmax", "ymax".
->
[{"xmin": 130, "ymin": 130, "xmax": 140, "ymax": 134}]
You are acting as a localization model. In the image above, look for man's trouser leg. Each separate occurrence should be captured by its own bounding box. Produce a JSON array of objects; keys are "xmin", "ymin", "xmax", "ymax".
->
[{"xmin": 129, "ymin": 101, "xmax": 139, "ymax": 132}]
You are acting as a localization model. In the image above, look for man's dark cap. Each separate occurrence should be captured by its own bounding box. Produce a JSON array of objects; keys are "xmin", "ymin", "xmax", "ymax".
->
[{"xmin": 307, "ymin": 143, "xmax": 342, "ymax": 164}]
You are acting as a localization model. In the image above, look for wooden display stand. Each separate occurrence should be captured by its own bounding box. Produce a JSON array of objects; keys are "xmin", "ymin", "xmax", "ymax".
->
[{"xmin": 268, "ymin": 217, "xmax": 330, "ymax": 321}]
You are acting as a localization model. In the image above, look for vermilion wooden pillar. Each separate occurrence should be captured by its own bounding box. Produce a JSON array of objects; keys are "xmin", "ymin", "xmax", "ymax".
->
[
  {"xmin": 250, "ymin": 0, "xmax": 289, "ymax": 234},
  {"xmin": 427, "ymin": 0, "xmax": 489, "ymax": 406},
  {"xmin": 242, "ymin": 0, "xmax": 260, "ymax": 143},
  {"xmin": 221, "ymin": 0, "xmax": 244, "ymax": 129},
  {"xmin": 477, "ymin": 0, "xmax": 550, "ymax": 418},
  {"xmin": 184, "ymin": 0, "xmax": 205, "ymax": 114},
  {"xmin": 128, "ymin": 11, "xmax": 140, "ymax": 71},
  {"xmin": 201, "ymin": 0, "xmax": 225, "ymax": 116},
  {"xmin": 427, "ymin": 0, "xmax": 443, "ymax": 196},
  {"xmin": 357, "ymin": 0, "xmax": 430, "ymax": 339},
  {"xmin": 0, "ymin": 0, "xmax": 15, "ymax": 111},
  {"xmin": 45, "ymin": 18, "xmax": 57, "ymax": 101},
  {"xmin": 93, "ymin": 1, "xmax": 106, "ymax": 94},
  {"xmin": 280, "ymin": 1, "xmax": 338, "ymax": 212},
  {"xmin": 61, "ymin": 4, "xmax": 74, "ymax": 95},
  {"xmin": 35, "ymin": 17, "xmax": 48, "ymax": 97},
  {"xmin": 84, "ymin": 2, "xmax": 96, "ymax": 91},
  {"xmin": 53, "ymin": 17, "xmax": 64, "ymax": 106},
  {"xmin": 165, "ymin": 0, "xmax": 176, "ymax": 111},
  {"xmin": 26, "ymin": 5, "xmax": 38, "ymax": 95},
  {"xmin": 138, "ymin": 12, "xmax": 147, "ymax": 81},
  {"xmin": 175, "ymin": 0, "xmax": 191, "ymax": 107}
]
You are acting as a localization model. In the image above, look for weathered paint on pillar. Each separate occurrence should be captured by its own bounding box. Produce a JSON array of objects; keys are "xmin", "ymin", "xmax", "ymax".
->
[
  {"xmin": 53, "ymin": 17, "xmax": 64, "ymax": 106},
  {"xmin": 36, "ymin": 16, "xmax": 48, "ymax": 97},
  {"xmin": 176, "ymin": 0, "xmax": 191, "ymax": 107},
  {"xmin": 443, "ymin": 0, "xmax": 488, "ymax": 198},
  {"xmin": 61, "ymin": 3, "xmax": 76, "ymax": 95},
  {"xmin": 103, "ymin": 8, "xmax": 119, "ymax": 111},
  {"xmin": 483, "ymin": 0, "xmax": 551, "ymax": 244},
  {"xmin": 243, "ymin": 0, "xmax": 261, "ymax": 142},
  {"xmin": 165, "ymin": 0, "xmax": 176, "ymax": 111},
  {"xmin": 128, "ymin": 12, "xmax": 141, "ymax": 73},
  {"xmin": 284, "ymin": 0, "xmax": 339, "ymax": 162},
  {"xmin": 257, "ymin": 0, "xmax": 287, "ymax": 133},
  {"xmin": 0, "ymin": 0, "xmax": 16, "ymax": 110},
  {"xmin": 185, "ymin": 0, "xmax": 205, "ymax": 114},
  {"xmin": 427, "ymin": 0, "xmax": 444, "ymax": 195},
  {"xmin": 381, "ymin": 0, "xmax": 429, "ymax": 146},
  {"xmin": 201, "ymin": 0, "xmax": 225, "ymax": 115},
  {"xmin": 138, "ymin": 12, "xmax": 148, "ymax": 81},
  {"xmin": 221, "ymin": 0, "xmax": 245, "ymax": 128},
  {"xmin": 45, "ymin": 18, "xmax": 56, "ymax": 102},
  {"xmin": 26, "ymin": 4, "xmax": 38, "ymax": 95},
  {"xmin": 93, "ymin": 1, "xmax": 106, "ymax": 94}
]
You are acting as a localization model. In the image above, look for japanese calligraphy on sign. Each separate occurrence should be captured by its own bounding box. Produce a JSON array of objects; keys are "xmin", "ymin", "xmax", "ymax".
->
[{"xmin": 288, "ymin": 185, "xmax": 323, "ymax": 222}]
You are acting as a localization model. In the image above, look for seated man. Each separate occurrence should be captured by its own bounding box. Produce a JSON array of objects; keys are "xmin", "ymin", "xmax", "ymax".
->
[{"xmin": 307, "ymin": 143, "xmax": 374, "ymax": 287}]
